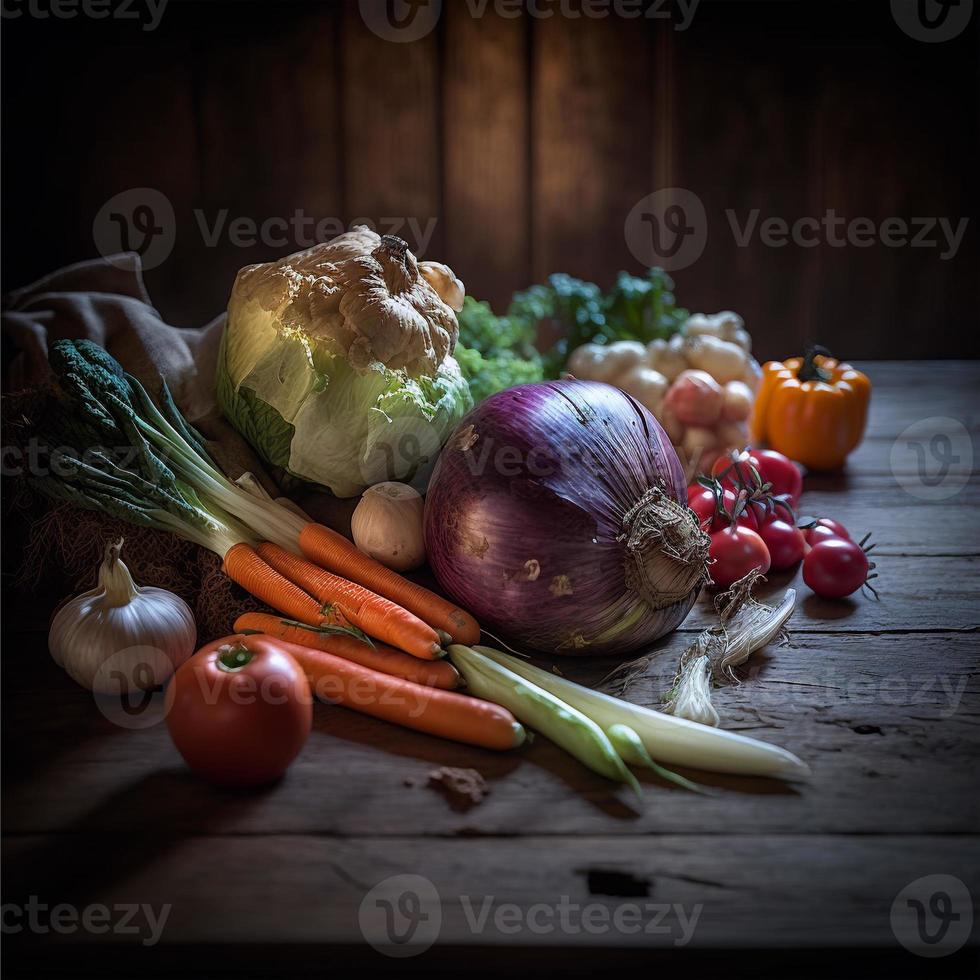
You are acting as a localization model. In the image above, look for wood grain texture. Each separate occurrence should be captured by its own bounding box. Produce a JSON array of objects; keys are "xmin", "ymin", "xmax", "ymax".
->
[
  {"xmin": 340, "ymin": 2, "xmax": 442, "ymax": 257},
  {"xmin": 193, "ymin": 4, "xmax": 344, "ymax": 307},
  {"xmin": 531, "ymin": 13, "xmax": 655, "ymax": 285},
  {"xmin": 2, "ymin": 2, "xmax": 977, "ymax": 357},
  {"xmin": 3, "ymin": 634, "xmax": 977, "ymax": 838},
  {"xmin": 3, "ymin": 834, "xmax": 978, "ymax": 949},
  {"xmin": 443, "ymin": 4, "xmax": 529, "ymax": 310}
]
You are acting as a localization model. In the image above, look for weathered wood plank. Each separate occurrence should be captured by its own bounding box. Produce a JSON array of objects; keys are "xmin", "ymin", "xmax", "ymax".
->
[
  {"xmin": 340, "ymin": 4, "xmax": 442, "ymax": 257},
  {"xmin": 4, "ymin": 635, "xmax": 977, "ymax": 837},
  {"xmin": 3, "ymin": 834, "xmax": 977, "ymax": 950},
  {"xmin": 194, "ymin": 4, "xmax": 344, "ymax": 301},
  {"xmin": 443, "ymin": 5, "xmax": 529, "ymax": 310},
  {"xmin": 668, "ymin": 10, "xmax": 818, "ymax": 363},
  {"xmin": 531, "ymin": 14, "xmax": 655, "ymax": 287}
]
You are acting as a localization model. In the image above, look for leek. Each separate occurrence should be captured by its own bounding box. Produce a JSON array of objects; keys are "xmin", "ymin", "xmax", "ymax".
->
[
  {"xmin": 474, "ymin": 645, "xmax": 809, "ymax": 781},
  {"xmin": 449, "ymin": 645, "xmax": 641, "ymax": 796}
]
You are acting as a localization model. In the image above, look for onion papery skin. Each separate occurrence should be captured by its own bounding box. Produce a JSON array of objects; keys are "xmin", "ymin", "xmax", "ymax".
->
[{"xmin": 424, "ymin": 381, "xmax": 707, "ymax": 657}]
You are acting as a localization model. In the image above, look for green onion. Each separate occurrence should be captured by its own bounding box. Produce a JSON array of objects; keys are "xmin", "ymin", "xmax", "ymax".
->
[
  {"xmin": 604, "ymin": 724, "xmax": 707, "ymax": 794},
  {"xmin": 473, "ymin": 645, "xmax": 809, "ymax": 781},
  {"xmin": 31, "ymin": 340, "xmax": 307, "ymax": 561},
  {"xmin": 449, "ymin": 645, "xmax": 640, "ymax": 796}
]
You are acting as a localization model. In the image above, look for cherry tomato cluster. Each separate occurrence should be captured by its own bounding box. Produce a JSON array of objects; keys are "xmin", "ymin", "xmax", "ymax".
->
[{"xmin": 689, "ymin": 448, "xmax": 877, "ymax": 600}]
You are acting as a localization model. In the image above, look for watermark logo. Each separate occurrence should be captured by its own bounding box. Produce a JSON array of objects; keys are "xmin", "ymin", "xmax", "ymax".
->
[
  {"xmin": 93, "ymin": 188, "xmax": 438, "ymax": 271},
  {"xmin": 890, "ymin": 417, "xmax": 974, "ymax": 501},
  {"xmin": 358, "ymin": 417, "xmax": 446, "ymax": 493},
  {"xmin": 91, "ymin": 646, "xmax": 172, "ymax": 731},
  {"xmin": 358, "ymin": 874, "xmax": 442, "ymax": 957},
  {"xmin": 890, "ymin": 874, "xmax": 973, "ymax": 957},
  {"xmin": 625, "ymin": 188, "xmax": 707, "ymax": 272},
  {"xmin": 891, "ymin": 0, "xmax": 974, "ymax": 42},
  {"xmin": 92, "ymin": 188, "xmax": 175, "ymax": 271},
  {"xmin": 359, "ymin": 0, "xmax": 442, "ymax": 42}
]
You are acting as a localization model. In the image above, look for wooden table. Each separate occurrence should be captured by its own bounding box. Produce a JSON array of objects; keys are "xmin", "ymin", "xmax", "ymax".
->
[{"xmin": 4, "ymin": 362, "xmax": 979, "ymax": 977}]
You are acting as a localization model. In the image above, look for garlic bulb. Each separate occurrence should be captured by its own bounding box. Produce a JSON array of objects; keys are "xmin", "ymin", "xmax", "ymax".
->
[
  {"xmin": 49, "ymin": 540, "xmax": 197, "ymax": 694},
  {"xmin": 351, "ymin": 482, "xmax": 426, "ymax": 572}
]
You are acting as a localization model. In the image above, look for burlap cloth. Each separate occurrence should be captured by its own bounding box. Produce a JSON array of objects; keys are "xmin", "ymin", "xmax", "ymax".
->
[{"xmin": 2, "ymin": 252, "xmax": 351, "ymax": 640}]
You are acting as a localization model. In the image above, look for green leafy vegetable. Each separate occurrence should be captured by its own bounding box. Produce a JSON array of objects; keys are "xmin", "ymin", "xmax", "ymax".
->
[
  {"xmin": 216, "ymin": 310, "xmax": 472, "ymax": 498},
  {"xmin": 509, "ymin": 268, "xmax": 688, "ymax": 377},
  {"xmin": 454, "ymin": 296, "xmax": 544, "ymax": 402}
]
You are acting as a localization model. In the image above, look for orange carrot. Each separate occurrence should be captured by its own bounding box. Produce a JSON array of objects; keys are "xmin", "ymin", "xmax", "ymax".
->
[
  {"xmin": 222, "ymin": 543, "xmax": 326, "ymax": 625},
  {"xmin": 299, "ymin": 523, "xmax": 480, "ymax": 645},
  {"xmin": 256, "ymin": 542, "xmax": 443, "ymax": 661},
  {"xmin": 246, "ymin": 635, "xmax": 524, "ymax": 751},
  {"xmin": 234, "ymin": 612, "xmax": 460, "ymax": 690}
]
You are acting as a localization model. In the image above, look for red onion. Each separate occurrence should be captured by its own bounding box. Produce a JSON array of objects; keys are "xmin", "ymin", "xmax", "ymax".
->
[{"xmin": 424, "ymin": 381, "xmax": 709, "ymax": 656}]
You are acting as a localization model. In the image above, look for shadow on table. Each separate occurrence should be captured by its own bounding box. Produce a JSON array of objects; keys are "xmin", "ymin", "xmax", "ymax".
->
[{"xmin": 1, "ymin": 769, "xmax": 271, "ymax": 910}]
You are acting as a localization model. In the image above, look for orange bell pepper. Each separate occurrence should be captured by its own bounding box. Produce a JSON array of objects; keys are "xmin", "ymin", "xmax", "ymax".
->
[{"xmin": 750, "ymin": 347, "xmax": 871, "ymax": 471}]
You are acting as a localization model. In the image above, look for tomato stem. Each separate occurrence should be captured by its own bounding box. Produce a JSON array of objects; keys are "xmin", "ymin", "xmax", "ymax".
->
[{"xmin": 217, "ymin": 644, "xmax": 254, "ymax": 671}]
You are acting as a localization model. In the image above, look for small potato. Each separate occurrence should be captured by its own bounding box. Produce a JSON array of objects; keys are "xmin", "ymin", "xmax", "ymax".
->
[
  {"xmin": 663, "ymin": 369, "xmax": 724, "ymax": 427},
  {"xmin": 646, "ymin": 338, "xmax": 688, "ymax": 383},
  {"xmin": 684, "ymin": 335, "xmax": 748, "ymax": 385},
  {"xmin": 681, "ymin": 426, "xmax": 718, "ymax": 481},
  {"xmin": 715, "ymin": 420, "xmax": 749, "ymax": 454},
  {"xmin": 722, "ymin": 380, "xmax": 754, "ymax": 422},
  {"xmin": 589, "ymin": 341, "xmax": 646, "ymax": 384},
  {"xmin": 566, "ymin": 343, "xmax": 605, "ymax": 380},
  {"xmin": 618, "ymin": 366, "xmax": 669, "ymax": 416},
  {"xmin": 685, "ymin": 311, "xmax": 752, "ymax": 352}
]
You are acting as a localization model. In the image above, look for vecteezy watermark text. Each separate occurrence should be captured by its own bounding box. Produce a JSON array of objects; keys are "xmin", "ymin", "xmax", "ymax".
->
[
  {"xmin": 357, "ymin": 873, "xmax": 703, "ymax": 957},
  {"xmin": 727, "ymin": 209, "xmax": 969, "ymax": 261},
  {"xmin": 358, "ymin": 0, "xmax": 700, "ymax": 43},
  {"xmin": 2, "ymin": 896, "xmax": 171, "ymax": 946},
  {"xmin": 1, "ymin": 0, "xmax": 168, "ymax": 31},
  {"xmin": 92, "ymin": 187, "xmax": 439, "ymax": 271},
  {"xmin": 625, "ymin": 188, "xmax": 970, "ymax": 271}
]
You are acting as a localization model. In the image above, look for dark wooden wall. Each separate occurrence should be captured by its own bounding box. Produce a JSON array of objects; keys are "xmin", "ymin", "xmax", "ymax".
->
[{"xmin": 2, "ymin": 0, "xmax": 978, "ymax": 361}]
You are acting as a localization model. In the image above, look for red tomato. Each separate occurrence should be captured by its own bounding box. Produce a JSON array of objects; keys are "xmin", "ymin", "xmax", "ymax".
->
[
  {"xmin": 758, "ymin": 517, "xmax": 806, "ymax": 571},
  {"xmin": 688, "ymin": 486, "xmax": 758, "ymax": 533},
  {"xmin": 803, "ymin": 517, "xmax": 850, "ymax": 547},
  {"xmin": 803, "ymin": 538, "xmax": 870, "ymax": 599},
  {"xmin": 708, "ymin": 526, "xmax": 771, "ymax": 588},
  {"xmin": 752, "ymin": 449, "xmax": 803, "ymax": 503},
  {"xmin": 166, "ymin": 634, "xmax": 312, "ymax": 788},
  {"xmin": 712, "ymin": 448, "xmax": 803, "ymax": 503}
]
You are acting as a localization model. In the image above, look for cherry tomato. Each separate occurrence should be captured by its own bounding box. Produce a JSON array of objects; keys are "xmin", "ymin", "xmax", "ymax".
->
[
  {"xmin": 758, "ymin": 516, "xmax": 806, "ymax": 571},
  {"xmin": 712, "ymin": 448, "xmax": 803, "ymax": 503},
  {"xmin": 166, "ymin": 634, "xmax": 312, "ymax": 788},
  {"xmin": 803, "ymin": 517, "xmax": 850, "ymax": 547},
  {"xmin": 752, "ymin": 449, "xmax": 803, "ymax": 503},
  {"xmin": 688, "ymin": 485, "xmax": 758, "ymax": 532},
  {"xmin": 803, "ymin": 538, "xmax": 869, "ymax": 599},
  {"xmin": 709, "ymin": 526, "xmax": 771, "ymax": 588}
]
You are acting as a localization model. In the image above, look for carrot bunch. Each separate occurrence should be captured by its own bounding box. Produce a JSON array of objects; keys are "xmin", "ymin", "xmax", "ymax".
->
[{"xmin": 219, "ymin": 524, "xmax": 523, "ymax": 751}]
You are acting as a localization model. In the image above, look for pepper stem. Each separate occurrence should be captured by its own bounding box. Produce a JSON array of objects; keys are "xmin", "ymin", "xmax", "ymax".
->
[{"xmin": 797, "ymin": 345, "xmax": 833, "ymax": 383}]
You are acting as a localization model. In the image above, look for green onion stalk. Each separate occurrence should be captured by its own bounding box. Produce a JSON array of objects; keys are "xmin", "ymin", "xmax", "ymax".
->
[{"xmin": 31, "ymin": 340, "xmax": 307, "ymax": 559}]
